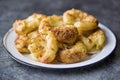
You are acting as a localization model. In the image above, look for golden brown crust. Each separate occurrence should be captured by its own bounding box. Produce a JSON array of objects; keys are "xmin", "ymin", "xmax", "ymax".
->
[
  {"xmin": 80, "ymin": 28, "xmax": 106, "ymax": 53},
  {"xmin": 63, "ymin": 8, "xmax": 98, "ymax": 35},
  {"xmin": 27, "ymin": 30, "xmax": 46, "ymax": 60},
  {"xmin": 57, "ymin": 41, "xmax": 87, "ymax": 63},
  {"xmin": 13, "ymin": 20, "xmax": 26, "ymax": 35},
  {"xmin": 28, "ymin": 31, "xmax": 58, "ymax": 63},
  {"xmin": 39, "ymin": 15, "xmax": 64, "ymax": 33},
  {"xmin": 13, "ymin": 13, "xmax": 46, "ymax": 35},
  {"xmin": 15, "ymin": 35, "xmax": 29, "ymax": 53},
  {"xmin": 51, "ymin": 25, "xmax": 78, "ymax": 44}
]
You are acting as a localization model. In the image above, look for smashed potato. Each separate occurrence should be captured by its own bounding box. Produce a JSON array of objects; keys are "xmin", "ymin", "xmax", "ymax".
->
[
  {"xmin": 39, "ymin": 15, "xmax": 78, "ymax": 44},
  {"xmin": 63, "ymin": 9, "xmax": 98, "ymax": 35},
  {"xmin": 58, "ymin": 41, "xmax": 87, "ymax": 63},
  {"xmin": 27, "ymin": 30, "xmax": 45, "ymax": 60},
  {"xmin": 80, "ymin": 29, "xmax": 106, "ymax": 53},
  {"xmin": 51, "ymin": 25, "xmax": 78, "ymax": 44},
  {"xmin": 13, "ymin": 13, "xmax": 46, "ymax": 35},
  {"xmin": 28, "ymin": 31, "xmax": 58, "ymax": 63},
  {"xmin": 15, "ymin": 35, "xmax": 29, "ymax": 53},
  {"xmin": 13, "ymin": 9, "xmax": 106, "ymax": 64},
  {"xmin": 39, "ymin": 15, "xmax": 64, "ymax": 33}
]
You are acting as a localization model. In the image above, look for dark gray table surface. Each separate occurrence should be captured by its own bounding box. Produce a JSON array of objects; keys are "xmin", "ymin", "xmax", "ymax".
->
[{"xmin": 0, "ymin": 0, "xmax": 120, "ymax": 80}]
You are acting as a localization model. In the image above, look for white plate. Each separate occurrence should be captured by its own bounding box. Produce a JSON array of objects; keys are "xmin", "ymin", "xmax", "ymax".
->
[{"xmin": 3, "ymin": 23, "xmax": 117, "ymax": 69}]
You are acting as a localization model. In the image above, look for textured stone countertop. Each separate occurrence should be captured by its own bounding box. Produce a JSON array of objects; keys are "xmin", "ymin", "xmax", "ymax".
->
[{"xmin": 0, "ymin": 0, "xmax": 120, "ymax": 80}]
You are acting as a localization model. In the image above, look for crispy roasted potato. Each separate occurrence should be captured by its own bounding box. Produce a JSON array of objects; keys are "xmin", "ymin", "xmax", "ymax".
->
[
  {"xmin": 13, "ymin": 13, "xmax": 46, "ymax": 35},
  {"xmin": 28, "ymin": 30, "xmax": 58, "ymax": 63},
  {"xmin": 51, "ymin": 25, "xmax": 78, "ymax": 44},
  {"xmin": 58, "ymin": 41, "xmax": 87, "ymax": 63},
  {"xmin": 80, "ymin": 28, "xmax": 106, "ymax": 53},
  {"xmin": 63, "ymin": 8, "xmax": 98, "ymax": 35},
  {"xmin": 13, "ymin": 9, "xmax": 106, "ymax": 64},
  {"xmin": 15, "ymin": 35, "xmax": 29, "ymax": 53}
]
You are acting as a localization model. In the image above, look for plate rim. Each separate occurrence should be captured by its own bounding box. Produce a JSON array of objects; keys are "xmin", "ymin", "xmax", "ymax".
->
[{"xmin": 2, "ymin": 23, "xmax": 117, "ymax": 69}]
